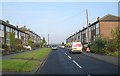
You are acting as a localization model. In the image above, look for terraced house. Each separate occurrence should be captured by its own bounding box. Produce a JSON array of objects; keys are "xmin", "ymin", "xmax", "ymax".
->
[
  {"xmin": 20, "ymin": 26, "xmax": 41, "ymax": 44},
  {"xmin": 0, "ymin": 19, "xmax": 41, "ymax": 50},
  {"xmin": 66, "ymin": 14, "xmax": 120, "ymax": 46},
  {"xmin": 0, "ymin": 20, "xmax": 29, "ymax": 46}
]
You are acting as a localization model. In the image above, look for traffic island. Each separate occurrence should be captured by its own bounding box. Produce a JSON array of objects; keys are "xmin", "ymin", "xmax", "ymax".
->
[{"xmin": 2, "ymin": 48, "xmax": 52, "ymax": 74}]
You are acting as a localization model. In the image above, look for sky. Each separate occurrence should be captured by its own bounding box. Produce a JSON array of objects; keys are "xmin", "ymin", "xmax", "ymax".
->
[{"xmin": 0, "ymin": 1, "xmax": 119, "ymax": 44}]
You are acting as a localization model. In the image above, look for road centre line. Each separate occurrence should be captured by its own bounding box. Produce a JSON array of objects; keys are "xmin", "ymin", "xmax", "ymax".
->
[
  {"xmin": 73, "ymin": 60, "xmax": 82, "ymax": 68},
  {"xmin": 65, "ymin": 53, "xmax": 67, "ymax": 55},
  {"xmin": 65, "ymin": 53, "xmax": 72, "ymax": 59},
  {"xmin": 67, "ymin": 55, "xmax": 72, "ymax": 59},
  {"xmin": 64, "ymin": 53, "xmax": 82, "ymax": 69}
]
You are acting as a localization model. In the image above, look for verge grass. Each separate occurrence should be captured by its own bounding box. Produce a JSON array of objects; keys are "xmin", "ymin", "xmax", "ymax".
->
[
  {"xmin": 12, "ymin": 48, "xmax": 52, "ymax": 60},
  {"xmin": 2, "ymin": 59, "xmax": 41, "ymax": 72},
  {"xmin": 3, "ymin": 48, "xmax": 52, "ymax": 72}
]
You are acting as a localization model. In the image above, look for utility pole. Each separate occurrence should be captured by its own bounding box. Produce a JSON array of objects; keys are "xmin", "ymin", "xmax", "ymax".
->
[
  {"xmin": 48, "ymin": 34, "xmax": 49, "ymax": 46},
  {"xmin": 86, "ymin": 9, "xmax": 89, "ymax": 45}
]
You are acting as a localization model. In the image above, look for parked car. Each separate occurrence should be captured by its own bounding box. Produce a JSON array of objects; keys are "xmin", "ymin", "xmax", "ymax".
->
[
  {"xmin": 24, "ymin": 45, "xmax": 31, "ymax": 50},
  {"xmin": 61, "ymin": 45, "xmax": 65, "ymax": 48},
  {"xmin": 51, "ymin": 45, "xmax": 57, "ymax": 50},
  {"xmin": 69, "ymin": 41, "xmax": 83, "ymax": 54}
]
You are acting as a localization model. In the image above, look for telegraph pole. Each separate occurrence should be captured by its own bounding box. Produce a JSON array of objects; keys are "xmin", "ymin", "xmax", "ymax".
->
[
  {"xmin": 86, "ymin": 9, "xmax": 89, "ymax": 44},
  {"xmin": 48, "ymin": 34, "xmax": 49, "ymax": 46}
]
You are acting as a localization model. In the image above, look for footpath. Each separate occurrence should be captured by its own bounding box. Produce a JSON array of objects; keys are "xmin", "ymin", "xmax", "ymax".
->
[{"xmin": 83, "ymin": 51, "xmax": 119, "ymax": 66}]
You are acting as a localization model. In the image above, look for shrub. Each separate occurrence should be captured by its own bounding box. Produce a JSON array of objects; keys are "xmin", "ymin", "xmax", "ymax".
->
[
  {"xmin": 2, "ymin": 44, "xmax": 11, "ymax": 55},
  {"xmin": 90, "ymin": 38, "xmax": 107, "ymax": 54},
  {"xmin": 104, "ymin": 28, "xmax": 120, "ymax": 56},
  {"xmin": 14, "ymin": 38, "xmax": 23, "ymax": 51}
]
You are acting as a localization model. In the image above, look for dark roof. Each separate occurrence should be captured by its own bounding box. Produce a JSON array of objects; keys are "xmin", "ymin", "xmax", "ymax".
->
[
  {"xmin": 89, "ymin": 14, "xmax": 120, "ymax": 27},
  {"xmin": 0, "ymin": 19, "xmax": 28, "ymax": 35},
  {"xmin": 19, "ymin": 27, "xmax": 28, "ymax": 31},
  {"xmin": 20, "ymin": 26, "xmax": 40, "ymax": 38},
  {"xmin": 101, "ymin": 14, "xmax": 120, "ymax": 21}
]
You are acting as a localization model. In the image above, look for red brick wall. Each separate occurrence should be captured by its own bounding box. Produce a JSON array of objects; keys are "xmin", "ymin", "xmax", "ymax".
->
[{"xmin": 100, "ymin": 21, "xmax": 119, "ymax": 39}]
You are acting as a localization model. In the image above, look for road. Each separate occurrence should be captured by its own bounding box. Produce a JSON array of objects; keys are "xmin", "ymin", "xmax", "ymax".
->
[{"xmin": 36, "ymin": 48, "xmax": 119, "ymax": 75}]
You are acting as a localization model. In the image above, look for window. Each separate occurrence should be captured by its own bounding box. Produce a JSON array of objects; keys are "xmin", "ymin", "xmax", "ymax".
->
[
  {"xmin": 93, "ymin": 25, "xmax": 96, "ymax": 30},
  {"xmin": 96, "ymin": 28, "xmax": 99, "ymax": 35},
  {"xmin": 96, "ymin": 23, "xmax": 100, "ymax": 35},
  {"xmin": 0, "ymin": 24, "xmax": 4, "ymax": 38},
  {"xmin": 0, "ymin": 24, "xmax": 4, "ymax": 30},
  {"xmin": 78, "ymin": 36, "xmax": 80, "ymax": 39},
  {"xmin": 0, "ymin": 37, "xmax": 2, "ymax": 43},
  {"xmin": 6, "ymin": 26, "xmax": 10, "ymax": 32},
  {"xmin": 96, "ymin": 23, "xmax": 99, "ymax": 28},
  {"xmin": 91, "ymin": 26, "xmax": 94, "ymax": 31},
  {"xmin": 15, "ymin": 30, "xmax": 18, "ymax": 38}
]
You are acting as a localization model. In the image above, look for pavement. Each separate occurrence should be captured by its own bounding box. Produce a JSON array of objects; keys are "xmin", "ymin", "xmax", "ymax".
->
[{"xmin": 82, "ymin": 51, "xmax": 119, "ymax": 66}]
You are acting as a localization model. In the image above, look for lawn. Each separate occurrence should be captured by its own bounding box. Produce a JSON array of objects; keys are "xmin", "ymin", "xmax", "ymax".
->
[
  {"xmin": 0, "ymin": 59, "xmax": 2, "ymax": 71},
  {"xmin": 12, "ymin": 48, "xmax": 52, "ymax": 60},
  {"xmin": 2, "ymin": 59, "xmax": 41, "ymax": 72},
  {"xmin": 2, "ymin": 48, "xmax": 52, "ymax": 72}
]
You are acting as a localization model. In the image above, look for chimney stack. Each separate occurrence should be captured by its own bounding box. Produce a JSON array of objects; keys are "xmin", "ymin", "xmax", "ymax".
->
[
  {"xmin": 6, "ymin": 20, "xmax": 9, "ymax": 23},
  {"xmin": 97, "ymin": 17, "xmax": 100, "ymax": 21},
  {"xmin": 16, "ymin": 25, "xmax": 18, "ymax": 28}
]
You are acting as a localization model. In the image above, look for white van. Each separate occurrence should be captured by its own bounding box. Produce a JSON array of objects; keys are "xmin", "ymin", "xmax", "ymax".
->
[{"xmin": 69, "ymin": 41, "xmax": 83, "ymax": 53}]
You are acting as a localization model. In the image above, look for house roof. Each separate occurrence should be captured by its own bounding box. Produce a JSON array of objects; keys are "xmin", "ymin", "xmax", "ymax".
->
[
  {"xmin": 101, "ymin": 14, "xmax": 120, "ymax": 21},
  {"xmin": 0, "ymin": 19, "xmax": 28, "ymax": 35},
  {"xmin": 20, "ymin": 27, "xmax": 40, "ymax": 37}
]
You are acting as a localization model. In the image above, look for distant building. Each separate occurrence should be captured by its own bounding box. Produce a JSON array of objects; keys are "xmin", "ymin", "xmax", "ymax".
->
[
  {"xmin": 66, "ymin": 14, "xmax": 120, "ymax": 46},
  {"xmin": 19, "ymin": 26, "xmax": 41, "ymax": 44}
]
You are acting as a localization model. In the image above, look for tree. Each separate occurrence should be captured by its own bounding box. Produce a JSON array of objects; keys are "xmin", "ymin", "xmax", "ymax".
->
[
  {"xmin": 28, "ymin": 38, "xmax": 33, "ymax": 46},
  {"xmin": 42, "ymin": 37, "xmax": 46, "ymax": 44},
  {"xmin": 40, "ymin": 37, "xmax": 47, "ymax": 47},
  {"xmin": 10, "ymin": 30, "xmax": 15, "ymax": 50},
  {"xmin": 14, "ymin": 38, "xmax": 23, "ymax": 51}
]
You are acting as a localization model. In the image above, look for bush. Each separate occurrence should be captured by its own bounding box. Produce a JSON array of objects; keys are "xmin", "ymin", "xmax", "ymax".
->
[
  {"xmin": 104, "ymin": 28, "xmax": 120, "ymax": 56},
  {"xmin": 2, "ymin": 44, "xmax": 11, "ymax": 55},
  {"xmin": 90, "ymin": 38, "xmax": 107, "ymax": 54},
  {"xmin": 14, "ymin": 39, "xmax": 23, "ymax": 51}
]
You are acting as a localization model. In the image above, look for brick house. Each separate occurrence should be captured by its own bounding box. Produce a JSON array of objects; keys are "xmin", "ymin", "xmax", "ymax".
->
[
  {"xmin": 66, "ymin": 14, "xmax": 120, "ymax": 46},
  {"xmin": 89, "ymin": 14, "xmax": 120, "ymax": 42}
]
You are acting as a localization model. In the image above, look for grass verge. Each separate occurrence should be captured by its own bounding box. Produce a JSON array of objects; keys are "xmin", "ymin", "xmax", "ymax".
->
[
  {"xmin": 2, "ymin": 59, "xmax": 41, "ymax": 72},
  {"xmin": 12, "ymin": 48, "xmax": 52, "ymax": 60},
  {"xmin": 2, "ymin": 48, "xmax": 52, "ymax": 72}
]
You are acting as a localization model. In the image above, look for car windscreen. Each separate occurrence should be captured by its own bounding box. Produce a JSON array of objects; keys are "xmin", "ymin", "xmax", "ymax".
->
[{"xmin": 52, "ymin": 45, "xmax": 57, "ymax": 47}]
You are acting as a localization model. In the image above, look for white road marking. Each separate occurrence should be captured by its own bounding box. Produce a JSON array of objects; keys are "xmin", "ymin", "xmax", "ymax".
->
[
  {"xmin": 67, "ymin": 55, "xmax": 72, "ymax": 59},
  {"xmin": 65, "ymin": 53, "xmax": 72, "ymax": 59},
  {"xmin": 87, "ymin": 74, "xmax": 91, "ymax": 76},
  {"xmin": 73, "ymin": 60, "xmax": 82, "ymax": 68},
  {"xmin": 64, "ymin": 53, "xmax": 82, "ymax": 69},
  {"xmin": 65, "ymin": 53, "xmax": 67, "ymax": 56}
]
